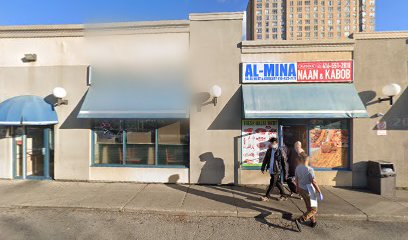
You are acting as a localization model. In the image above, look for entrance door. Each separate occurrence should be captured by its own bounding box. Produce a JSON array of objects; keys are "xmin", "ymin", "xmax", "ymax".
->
[
  {"xmin": 13, "ymin": 126, "xmax": 53, "ymax": 180},
  {"xmin": 281, "ymin": 125, "xmax": 308, "ymax": 177},
  {"xmin": 281, "ymin": 125, "xmax": 308, "ymax": 153}
]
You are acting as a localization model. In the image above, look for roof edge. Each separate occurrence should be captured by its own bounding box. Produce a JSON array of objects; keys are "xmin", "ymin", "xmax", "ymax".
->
[
  {"xmin": 189, "ymin": 12, "xmax": 244, "ymax": 21},
  {"xmin": 353, "ymin": 31, "xmax": 408, "ymax": 40}
]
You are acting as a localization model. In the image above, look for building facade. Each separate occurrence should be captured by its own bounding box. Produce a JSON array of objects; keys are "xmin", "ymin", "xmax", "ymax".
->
[
  {"xmin": 0, "ymin": 12, "xmax": 407, "ymax": 188},
  {"xmin": 247, "ymin": 0, "xmax": 375, "ymax": 41}
]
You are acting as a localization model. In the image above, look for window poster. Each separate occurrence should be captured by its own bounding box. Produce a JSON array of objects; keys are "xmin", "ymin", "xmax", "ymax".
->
[
  {"xmin": 309, "ymin": 127, "xmax": 349, "ymax": 168},
  {"xmin": 242, "ymin": 120, "xmax": 278, "ymax": 167}
]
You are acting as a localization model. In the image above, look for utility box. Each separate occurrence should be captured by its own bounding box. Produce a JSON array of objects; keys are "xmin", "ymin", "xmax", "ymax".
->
[{"xmin": 367, "ymin": 161, "xmax": 396, "ymax": 197}]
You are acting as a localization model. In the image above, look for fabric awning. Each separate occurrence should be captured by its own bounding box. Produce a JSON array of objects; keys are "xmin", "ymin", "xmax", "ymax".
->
[
  {"xmin": 243, "ymin": 83, "xmax": 369, "ymax": 119},
  {"xmin": 78, "ymin": 80, "xmax": 189, "ymax": 119},
  {"xmin": 0, "ymin": 95, "xmax": 58, "ymax": 125}
]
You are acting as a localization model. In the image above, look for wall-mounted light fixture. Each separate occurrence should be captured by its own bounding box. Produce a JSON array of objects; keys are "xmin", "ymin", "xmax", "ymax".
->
[
  {"xmin": 53, "ymin": 87, "xmax": 68, "ymax": 106},
  {"xmin": 210, "ymin": 85, "xmax": 222, "ymax": 106},
  {"xmin": 378, "ymin": 83, "xmax": 402, "ymax": 105},
  {"xmin": 22, "ymin": 54, "xmax": 37, "ymax": 62}
]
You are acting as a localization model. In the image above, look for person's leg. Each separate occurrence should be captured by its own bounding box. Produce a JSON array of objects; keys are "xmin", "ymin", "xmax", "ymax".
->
[
  {"xmin": 298, "ymin": 189, "xmax": 312, "ymax": 221},
  {"xmin": 275, "ymin": 175, "xmax": 287, "ymax": 198},
  {"xmin": 298, "ymin": 189, "xmax": 318, "ymax": 224},
  {"xmin": 262, "ymin": 175, "xmax": 275, "ymax": 200}
]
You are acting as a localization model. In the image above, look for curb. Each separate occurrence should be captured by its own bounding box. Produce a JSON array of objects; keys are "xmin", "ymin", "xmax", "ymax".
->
[{"xmin": 1, "ymin": 205, "xmax": 408, "ymax": 222}]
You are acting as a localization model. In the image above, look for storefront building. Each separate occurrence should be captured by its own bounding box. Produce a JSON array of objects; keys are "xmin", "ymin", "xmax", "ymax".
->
[{"xmin": 0, "ymin": 13, "xmax": 407, "ymax": 188}]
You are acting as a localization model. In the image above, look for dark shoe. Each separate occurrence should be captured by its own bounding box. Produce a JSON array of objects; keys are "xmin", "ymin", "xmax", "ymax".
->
[
  {"xmin": 294, "ymin": 219, "xmax": 302, "ymax": 232},
  {"xmin": 310, "ymin": 221, "xmax": 317, "ymax": 228}
]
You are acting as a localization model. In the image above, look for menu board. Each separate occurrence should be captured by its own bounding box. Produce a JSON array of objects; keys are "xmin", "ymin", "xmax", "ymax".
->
[
  {"xmin": 309, "ymin": 128, "xmax": 349, "ymax": 168},
  {"xmin": 242, "ymin": 120, "xmax": 278, "ymax": 167}
]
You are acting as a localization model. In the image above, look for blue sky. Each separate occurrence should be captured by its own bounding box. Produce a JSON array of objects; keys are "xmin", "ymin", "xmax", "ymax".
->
[{"xmin": 0, "ymin": 0, "xmax": 406, "ymax": 31}]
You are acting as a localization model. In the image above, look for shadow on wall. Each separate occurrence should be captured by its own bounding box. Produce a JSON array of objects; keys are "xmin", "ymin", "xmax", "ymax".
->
[
  {"xmin": 60, "ymin": 92, "xmax": 91, "ymax": 130},
  {"xmin": 168, "ymin": 174, "xmax": 180, "ymax": 184},
  {"xmin": 378, "ymin": 87, "xmax": 408, "ymax": 130},
  {"xmin": 358, "ymin": 90, "xmax": 377, "ymax": 107},
  {"xmin": 208, "ymin": 88, "xmax": 242, "ymax": 130},
  {"xmin": 197, "ymin": 152, "xmax": 225, "ymax": 185}
]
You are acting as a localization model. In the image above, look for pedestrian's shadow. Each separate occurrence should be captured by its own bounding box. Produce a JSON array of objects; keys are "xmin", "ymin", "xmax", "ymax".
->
[
  {"xmin": 167, "ymin": 175, "xmax": 298, "ymax": 232},
  {"xmin": 197, "ymin": 152, "xmax": 225, "ymax": 184}
]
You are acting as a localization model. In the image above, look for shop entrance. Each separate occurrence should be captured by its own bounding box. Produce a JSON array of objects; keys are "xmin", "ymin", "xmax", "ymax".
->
[
  {"xmin": 281, "ymin": 125, "xmax": 308, "ymax": 154},
  {"xmin": 13, "ymin": 126, "xmax": 54, "ymax": 180},
  {"xmin": 280, "ymin": 124, "xmax": 308, "ymax": 177}
]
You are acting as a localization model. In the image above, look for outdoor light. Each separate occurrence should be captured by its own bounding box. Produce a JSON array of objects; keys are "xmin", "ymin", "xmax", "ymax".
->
[
  {"xmin": 210, "ymin": 85, "xmax": 222, "ymax": 106},
  {"xmin": 52, "ymin": 87, "xmax": 68, "ymax": 106},
  {"xmin": 22, "ymin": 54, "xmax": 37, "ymax": 62},
  {"xmin": 378, "ymin": 83, "xmax": 402, "ymax": 105}
]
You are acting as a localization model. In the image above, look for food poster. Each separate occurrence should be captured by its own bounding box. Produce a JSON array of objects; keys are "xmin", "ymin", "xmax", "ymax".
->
[
  {"xmin": 242, "ymin": 120, "xmax": 278, "ymax": 167},
  {"xmin": 309, "ymin": 127, "xmax": 349, "ymax": 168}
]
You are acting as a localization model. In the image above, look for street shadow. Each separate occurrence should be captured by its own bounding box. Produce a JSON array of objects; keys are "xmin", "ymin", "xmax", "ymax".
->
[
  {"xmin": 197, "ymin": 152, "xmax": 225, "ymax": 184},
  {"xmin": 60, "ymin": 93, "xmax": 91, "ymax": 129},
  {"xmin": 167, "ymin": 175, "xmax": 298, "ymax": 232}
]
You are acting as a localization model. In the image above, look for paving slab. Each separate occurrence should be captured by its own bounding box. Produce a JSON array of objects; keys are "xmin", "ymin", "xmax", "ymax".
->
[
  {"xmin": 325, "ymin": 187, "xmax": 408, "ymax": 222},
  {"xmin": 124, "ymin": 184, "xmax": 186, "ymax": 213},
  {"xmin": 290, "ymin": 186, "xmax": 367, "ymax": 221},
  {"xmin": 180, "ymin": 185, "xmax": 237, "ymax": 217},
  {"xmin": 0, "ymin": 181, "xmax": 146, "ymax": 211},
  {"xmin": 231, "ymin": 185, "xmax": 301, "ymax": 219}
]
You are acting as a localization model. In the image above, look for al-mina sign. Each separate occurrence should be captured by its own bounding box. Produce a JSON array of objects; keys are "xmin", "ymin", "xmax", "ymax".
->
[{"xmin": 242, "ymin": 61, "xmax": 353, "ymax": 83}]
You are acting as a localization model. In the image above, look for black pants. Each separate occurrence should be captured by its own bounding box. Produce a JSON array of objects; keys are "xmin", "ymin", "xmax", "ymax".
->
[{"xmin": 265, "ymin": 173, "xmax": 285, "ymax": 197}]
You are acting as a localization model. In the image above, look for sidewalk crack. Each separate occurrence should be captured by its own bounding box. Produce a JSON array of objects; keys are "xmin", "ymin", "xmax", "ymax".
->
[
  {"xmin": 178, "ymin": 184, "xmax": 190, "ymax": 208},
  {"xmin": 229, "ymin": 186, "xmax": 239, "ymax": 217},
  {"xmin": 324, "ymin": 186, "xmax": 369, "ymax": 220},
  {"xmin": 120, "ymin": 184, "xmax": 149, "ymax": 212}
]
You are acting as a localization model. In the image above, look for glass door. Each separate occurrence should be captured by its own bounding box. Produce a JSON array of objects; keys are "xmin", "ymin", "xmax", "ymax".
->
[{"xmin": 13, "ymin": 126, "xmax": 53, "ymax": 180}]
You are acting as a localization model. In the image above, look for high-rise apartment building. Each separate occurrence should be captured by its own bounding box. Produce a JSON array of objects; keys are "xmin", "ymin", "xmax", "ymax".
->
[{"xmin": 246, "ymin": 0, "xmax": 375, "ymax": 40}]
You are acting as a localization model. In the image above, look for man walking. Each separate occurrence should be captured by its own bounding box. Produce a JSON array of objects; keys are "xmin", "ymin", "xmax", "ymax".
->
[{"xmin": 260, "ymin": 137, "xmax": 288, "ymax": 201}]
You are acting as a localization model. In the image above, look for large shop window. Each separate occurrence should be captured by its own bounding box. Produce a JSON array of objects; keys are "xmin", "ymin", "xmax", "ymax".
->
[
  {"xmin": 309, "ymin": 119, "xmax": 349, "ymax": 169},
  {"xmin": 93, "ymin": 120, "xmax": 189, "ymax": 167},
  {"xmin": 241, "ymin": 119, "xmax": 350, "ymax": 170}
]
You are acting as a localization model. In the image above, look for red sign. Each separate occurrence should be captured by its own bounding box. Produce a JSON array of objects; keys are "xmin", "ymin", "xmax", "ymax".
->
[{"xmin": 297, "ymin": 61, "xmax": 353, "ymax": 82}]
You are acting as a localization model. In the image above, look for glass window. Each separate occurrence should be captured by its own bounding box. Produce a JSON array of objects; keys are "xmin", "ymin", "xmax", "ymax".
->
[
  {"xmin": 93, "ymin": 120, "xmax": 189, "ymax": 167},
  {"xmin": 93, "ymin": 120, "xmax": 123, "ymax": 165},
  {"xmin": 125, "ymin": 120, "xmax": 156, "ymax": 165},
  {"xmin": 157, "ymin": 120, "xmax": 189, "ymax": 166},
  {"xmin": 309, "ymin": 120, "xmax": 350, "ymax": 169}
]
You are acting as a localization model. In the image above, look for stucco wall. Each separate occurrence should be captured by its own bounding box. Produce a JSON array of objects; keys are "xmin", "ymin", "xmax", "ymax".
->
[
  {"xmin": 0, "ymin": 66, "xmax": 90, "ymax": 180},
  {"xmin": 353, "ymin": 37, "xmax": 408, "ymax": 188},
  {"xmin": 189, "ymin": 13, "xmax": 244, "ymax": 184},
  {"xmin": 90, "ymin": 167, "xmax": 189, "ymax": 183},
  {"xmin": 0, "ymin": 21, "xmax": 191, "ymax": 182}
]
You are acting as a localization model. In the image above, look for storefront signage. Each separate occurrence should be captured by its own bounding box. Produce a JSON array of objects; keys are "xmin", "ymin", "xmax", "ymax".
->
[
  {"xmin": 241, "ymin": 120, "xmax": 278, "ymax": 167},
  {"xmin": 377, "ymin": 121, "xmax": 387, "ymax": 136},
  {"xmin": 242, "ymin": 61, "xmax": 353, "ymax": 83}
]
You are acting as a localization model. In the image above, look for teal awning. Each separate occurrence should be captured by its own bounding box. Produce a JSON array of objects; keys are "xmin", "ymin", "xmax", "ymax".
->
[
  {"xmin": 78, "ymin": 80, "xmax": 189, "ymax": 119},
  {"xmin": 243, "ymin": 83, "xmax": 368, "ymax": 119}
]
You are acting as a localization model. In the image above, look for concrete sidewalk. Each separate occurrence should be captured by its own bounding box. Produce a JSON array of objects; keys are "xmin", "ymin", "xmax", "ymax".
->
[{"xmin": 0, "ymin": 180, "xmax": 407, "ymax": 222}]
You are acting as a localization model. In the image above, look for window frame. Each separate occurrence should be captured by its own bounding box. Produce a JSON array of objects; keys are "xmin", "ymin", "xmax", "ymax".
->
[
  {"xmin": 240, "ymin": 119, "xmax": 351, "ymax": 171},
  {"xmin": 91, "ymin": 120, "xmax": 189, "ymax": 169}
]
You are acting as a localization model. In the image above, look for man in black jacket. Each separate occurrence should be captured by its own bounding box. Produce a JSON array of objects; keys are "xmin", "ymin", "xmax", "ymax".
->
[{"xmin": 260, "ymin": 137, "xmax": 288, "ymax": 201}]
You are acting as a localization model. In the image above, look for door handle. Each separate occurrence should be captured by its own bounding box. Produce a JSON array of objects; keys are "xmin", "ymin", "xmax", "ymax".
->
[{"xmin": 42, "ymin": 148, "xmax": 46, "ymax": 155}]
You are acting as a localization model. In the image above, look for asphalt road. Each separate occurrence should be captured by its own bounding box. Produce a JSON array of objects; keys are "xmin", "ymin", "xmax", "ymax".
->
[{"xmin": 0, "ymin": 208, "xmax": 407, "ymax": 240}]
